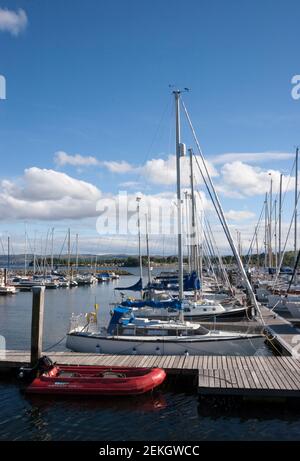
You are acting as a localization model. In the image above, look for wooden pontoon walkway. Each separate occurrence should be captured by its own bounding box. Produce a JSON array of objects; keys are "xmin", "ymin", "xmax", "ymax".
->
[
  {"xmin": 1, "ymin": 351, "xmax": 300, "ymax": 398},
  {"xmin": 257, "ymin": 305, "xmax": 300, "ymax": 357}
]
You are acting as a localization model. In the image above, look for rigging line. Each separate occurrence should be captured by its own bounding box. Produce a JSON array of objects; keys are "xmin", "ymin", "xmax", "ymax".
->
[
  {"xmin": 281, "ymin": 155, "xmax": 296, "ymax": 209},
  {"xmin": 181, "ymin": 100, "xmax": 229, "ymax": 232},
  {"xmin": 202, "ymin": 235, "xmax": 220, "ymax": 288},
  {"xmin": 245, "ymin": 200, "xmax": 265, "ymax": 264},
  {"xmin": 43, "ymin": 335, "xmax": 67, "ymax": 352},
  {"xmin": 42, "ymin": 228, "xmax": 51, "ymax": 273},
  {"xmin": 287, "ymin": 248, "xmax": 300, "ymax": 292},
  {"xmin": 192, "ymin": 152, "xmax": 232, "ymax": 246},
  {"xmin": 58, "ymin": 231, "xmax": 68, "ymax": 259},
  {"xmin": 195, "ymin": 188, "xmax": 230, "ymax": 288},
  {"xmin": 133, "ymin": 96, "xmax": 172, "ymax": 186},
  {"xmin": 269, "ymin": 158, "xmax": 295, "ymax": 238},
  {"xmin": 181, "ymin": 99, "xmax": 264, "ymax": 323},
  {"xmin": 274, "ymin": 188, "xmax": 300, "ymax": 285},
  {"xmin": 0, "ymin": 237, "xmax": 6, "ymax": 255},
  {"xmin": 203, "ymin": 214, "xmax": 232, "ymax": 292}
]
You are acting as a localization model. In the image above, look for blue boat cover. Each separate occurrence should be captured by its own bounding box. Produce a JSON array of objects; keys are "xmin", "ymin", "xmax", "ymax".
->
[
  {"xmin": 184, "ymin": 271, "xmax": 201, "ymax": 291},
  {"xmin": 114, "ymin": 277, "xmax": 143, "ymax": 292},
  {"xmin": 107, "ymin": 306, "xmax": 130, "ymax": 334},
  {"xmin": 147, "ymin": 271, "xmax": 201, "ymax": 291},
  {"xmin": 121, "ymin": 299, "xmax": 182, "ymax": 310}
]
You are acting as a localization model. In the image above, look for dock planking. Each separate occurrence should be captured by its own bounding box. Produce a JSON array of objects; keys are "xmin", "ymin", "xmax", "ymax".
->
[
  {"xmin": 1, "ymin": 350, "xmax": 300, "ymax": 398},
  {"xmin": 257, "ymin": 305, "xmax": 300, "ymax": 357}
]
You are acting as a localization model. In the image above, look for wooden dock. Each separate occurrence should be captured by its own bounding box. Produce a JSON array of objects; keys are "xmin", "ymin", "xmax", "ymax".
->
[
  {"xmin": 1, "ymin": 351, "xmax": 300, "ymax": 399},
  {"xmin": 257, "ymin": 305, "xmax": 300, "ymax": 357}
]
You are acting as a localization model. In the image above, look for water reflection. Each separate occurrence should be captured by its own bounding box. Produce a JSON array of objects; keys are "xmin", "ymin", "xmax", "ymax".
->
[
  {"xmin": 197, "ymin": 395, "xmax": 300, "ymax": 421},
  {"xmin": 25, "ymin": 391, "xmax": 168, "ymax": 413}
]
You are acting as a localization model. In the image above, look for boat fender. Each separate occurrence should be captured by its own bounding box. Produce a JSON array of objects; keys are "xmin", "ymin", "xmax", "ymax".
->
[
  {"xmin": 95, "ymin": 344, "xmax": 101, "ymax": 353},
  {"xmin": 155, "ymin": 347, "xmax": 161, "ymax": 355}
]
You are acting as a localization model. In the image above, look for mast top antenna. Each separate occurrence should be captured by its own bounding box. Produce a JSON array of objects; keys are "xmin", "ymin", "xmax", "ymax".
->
[{"xmin": 169, "ymin": 85, "xmax": 190, "ymax": 94}]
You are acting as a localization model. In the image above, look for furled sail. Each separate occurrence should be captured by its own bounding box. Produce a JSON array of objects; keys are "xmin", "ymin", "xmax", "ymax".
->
[{"xmin": 114, "ymin": 277, "xmax": 143, "ymax": 292}]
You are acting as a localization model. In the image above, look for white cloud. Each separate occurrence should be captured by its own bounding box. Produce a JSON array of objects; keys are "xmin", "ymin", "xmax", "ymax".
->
[
  {"xmin": 0, "ymin": 168, "xmax": 101, "ymax": 220},
  {"xmin": 54, "ymin": 151, "xmax": 99, "ymax": 167},
  {"xmin": 211, "ymin": 152, "xmax": 294, "ymax": 165},
  {"xmin": 217, "ymin": 161, "xmax": 294, "ymax": 198},
  {"xmin": 0, "ymin": 8, "xmax": 27, "ymax": 36},
  {"xmin": 100, "ymin": 154, "xmax": 218, "ymax": 187},
  {"xmin": 141, "ymin": 155, "xmax": 218, "ymax": 186},
  {"xmin": 224, "ymin": 210, "xmax": 256, "ymax": 221},
  {"xmin": 0, "ymin": 169, "xmax": 212, "ymax": 230},
  {"xmin": 102, "ymin": 160, "xmax": 136, "ymax": 174},
  {"xmin": 95, "ymin": 189, "xmax": 212, "ymax": 239},
  {"xmin": 118, "ymin": 181, "xmax": 142, "ymax": 189}
]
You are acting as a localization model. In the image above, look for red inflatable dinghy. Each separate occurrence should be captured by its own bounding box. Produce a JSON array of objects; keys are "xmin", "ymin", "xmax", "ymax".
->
[{"xmin": 26, "ymin": 365, "xmax": 166, "ymax": 396}]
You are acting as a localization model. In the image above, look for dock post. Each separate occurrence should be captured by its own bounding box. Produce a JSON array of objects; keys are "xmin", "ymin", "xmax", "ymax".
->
[{"xmin": 30, "ymin": 286, "xmax": 45, "ymax": 367}]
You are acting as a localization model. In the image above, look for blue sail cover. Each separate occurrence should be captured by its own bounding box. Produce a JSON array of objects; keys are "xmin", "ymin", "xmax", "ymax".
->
[
  {"xmin": 114, "ymin": 277, "xmax": 143, "ymax": 292},
  {"xmin": 107, "ymin": 306, "xmax": 130, "ymax": 334},
  {"xmin": 121, "ymin": 299, "xmax": 182, "ymax": 310},
  {"xmin": 184, "ymin": 271, "xmax": 201, "ymax": 291},
  {"xmin": 147, "ymin": 271, "xmax": 201, "ymax": 291}
]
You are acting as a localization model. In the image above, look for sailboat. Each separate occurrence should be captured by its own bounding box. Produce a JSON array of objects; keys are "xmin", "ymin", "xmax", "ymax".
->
[
  {"xmin": 0, "ymin": 268, "xmax": 17, "ymax": 295},
  {"xmin": 66, "ymin": 90, "xmax": 263, "ymax": 356}
]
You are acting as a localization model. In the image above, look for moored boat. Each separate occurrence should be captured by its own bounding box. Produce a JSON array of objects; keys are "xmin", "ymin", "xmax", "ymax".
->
[
  {"xmin": 26, "ymin": 364, "xmax": 166, "ymax": 396},
  {"xmin": 66, "ymin": 306, "xmax": 263, "ymax": 356}
]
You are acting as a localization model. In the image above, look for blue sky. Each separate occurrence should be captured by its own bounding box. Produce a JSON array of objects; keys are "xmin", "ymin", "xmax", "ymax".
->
[{"xmin": 0, "ymin": 1, "xmax": 299, "ymax": 255}]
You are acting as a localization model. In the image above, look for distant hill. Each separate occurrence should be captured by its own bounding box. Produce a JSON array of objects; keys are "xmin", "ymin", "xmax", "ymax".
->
[{"xmin": 0, "ymin": 251, "xmax": 296, "ymax": 268}]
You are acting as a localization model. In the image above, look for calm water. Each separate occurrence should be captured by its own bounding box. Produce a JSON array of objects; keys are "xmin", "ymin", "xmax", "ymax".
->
[{"xmin": 0, "ymin": 269, "xmax": 300, "ymax": 441}]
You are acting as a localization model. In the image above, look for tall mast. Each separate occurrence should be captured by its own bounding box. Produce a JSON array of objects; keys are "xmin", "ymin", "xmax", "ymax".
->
[
  {"xmin": 274, "ymin": 199, "xmax": 277, "ymax": 270},
  {"xmin": 24, "ymin": 228, "xmax": 27, "ymax": 276},
  {"xmin": 40, "ymin": 236, "xmax": 43, "ymax": 276},
  {"xmin": 75, "ymin": 233, "xmax": 79, "ymax": 273},
  {"xmin": 174, "ymin": 90, "xmax": 184, "ymax": 318},
  {"xmin": 184, "ymin": 191, "xmax": 191, "ymax": 273},
  {"xmin": 189, "ymin": 148, "xmax": 197, "ymax": 273},
  {"xmin": 145, "ymin": 214, "xmax": 151, "ymax": 285},
  {"xmin": 264, "ymin": 193, "xmax": 268, "ymax": 268},
  {"xmin": 199, "ymin": 210, "xmax": 203, "ymax": 291},
  {"xmin": 7, "ymin": 236, "xmax": 10, "ymax": 273},
  {"xmin": 278, "ymin": 173, "xmax": 283, "ymax": 268},
  {"xmin": 67, "ymin": 228, "xmax": 71, "ymax": 279},
  {"xmin": 51, "ymin": 227, "xmax": 54, "ymax": 272},
  {"xmin": 33, "ymin": 231, "xmax": 36, "ymax": 275},
  {"xmin": 136, "ymin": 196, "xmax": 143, "ymax": 289},
  {"xmin": 295, "ymin": 147, "xmax": 299, "ymax": 263},
  {"xmin": 268, "ymin": 174, "xmax": 273, "ymax": 268}
]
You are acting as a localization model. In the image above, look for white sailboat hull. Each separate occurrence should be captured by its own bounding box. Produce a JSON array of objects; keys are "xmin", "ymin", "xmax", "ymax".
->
[{"xmin": 66, "ymin": 332, "xmax": 263, "ymax": 356}]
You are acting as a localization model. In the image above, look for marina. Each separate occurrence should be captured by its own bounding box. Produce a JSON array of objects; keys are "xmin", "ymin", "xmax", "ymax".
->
[
  {"xmin": 1, "ymin": 280, "xmax": 300, "ymax": 400},
  {"xmin": 1, "ymin": 0, "xmax": 300, "ymax": 445}
]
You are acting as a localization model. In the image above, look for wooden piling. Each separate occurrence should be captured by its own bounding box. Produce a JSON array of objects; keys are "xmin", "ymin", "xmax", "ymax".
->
[{"xmin": 30, "ymin": 286, "xmax": 45, "ymax": 367}]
